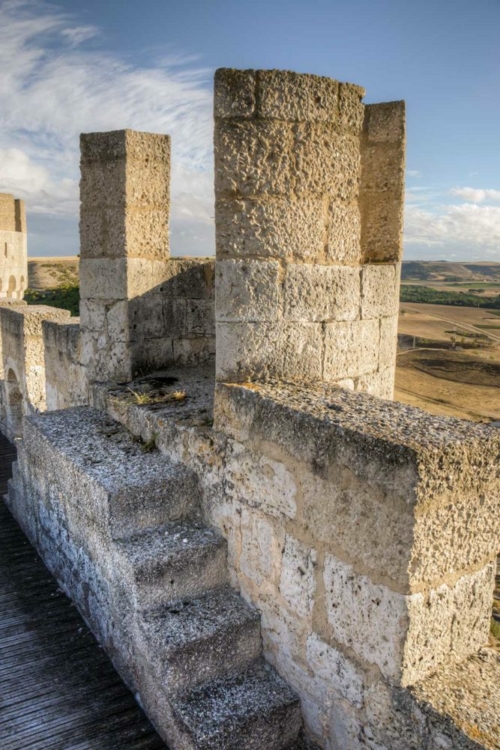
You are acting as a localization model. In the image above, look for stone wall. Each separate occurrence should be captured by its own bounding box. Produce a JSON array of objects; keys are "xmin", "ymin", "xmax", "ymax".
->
[
  {"xmin": 0, "ymin": 306, "xmax": 70, "ymax": 438},
  {"xmin": 0, "ymin": 193, "xmax": 28, "ymax": 300},
  {"xmin": 101, "ymin": 374, "xmax": 500, "ymax": 749},
  {"xmin": 42, "ymin": 319, "xmax": 88, "ymax": 411},
  {"xmin": 214, "ymin": 69, "xmax": 404, "ymax": 398}
]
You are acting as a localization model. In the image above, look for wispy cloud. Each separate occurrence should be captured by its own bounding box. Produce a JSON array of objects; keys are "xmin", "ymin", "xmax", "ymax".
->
[
  {"xmin": 450, "ymin": 186, "xmax": 500, "ymax": 204},
  {"xmin": 0, "ymin": 0, "xmax": 214, "ymax": 255},
  {"xmin": 406, "ymin": 169, "xmax": 421, "ymax": 178}
]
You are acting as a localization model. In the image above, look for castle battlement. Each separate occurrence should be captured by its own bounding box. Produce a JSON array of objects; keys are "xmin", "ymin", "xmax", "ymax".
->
[{"xmin": 1, "ymin": 69, "xmax": 498, "ymax": 750}]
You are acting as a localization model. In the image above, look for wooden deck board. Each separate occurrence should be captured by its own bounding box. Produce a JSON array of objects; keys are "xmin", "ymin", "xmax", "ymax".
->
[{"xmin": 0, "ymin": 433, "xmax": 167, "ymax": 750}]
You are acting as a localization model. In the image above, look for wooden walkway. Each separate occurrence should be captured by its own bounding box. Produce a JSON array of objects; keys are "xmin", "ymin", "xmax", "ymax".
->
[{"xmin": 0, "ymin": 433, "xmax": 167, "ymax": 750}]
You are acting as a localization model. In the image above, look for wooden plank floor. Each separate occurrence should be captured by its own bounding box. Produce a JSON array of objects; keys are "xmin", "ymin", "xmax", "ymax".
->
[{"xmin": 0, "ymin": 432, "xmax": 167, "ymax": 750}]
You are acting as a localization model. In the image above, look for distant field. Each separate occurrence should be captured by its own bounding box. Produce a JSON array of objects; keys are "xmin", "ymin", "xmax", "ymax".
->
[
  {"xmin": 395, "ymin": 302, "xmax": 500, "ymax": 423},
  {"xmin": 28, "ymin": 257, "xmax": 79, "ymax": 290}
]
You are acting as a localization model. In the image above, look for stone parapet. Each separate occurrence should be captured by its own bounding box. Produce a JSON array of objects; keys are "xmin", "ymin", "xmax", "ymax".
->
[{"xmin": 98, "ymin": 370, "xmax": 500, "ymax": 749}]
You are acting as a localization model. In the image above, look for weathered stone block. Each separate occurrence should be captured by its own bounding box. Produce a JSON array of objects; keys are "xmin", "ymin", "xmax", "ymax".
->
[
  {"xmin": 216, "ymin": 259, "xmax": 281, "ymax": 322},
  {"xmin": 215, "ymin": 197, "xmax": 325, "ymax": 261},
  {"xmin": 216, "ymin": 321, "xmax": 323, "ymax": 383},
  {"xmin": 240, "ymin": 508, "xmax": 284, "ymax": 586},
  {"xmin": 214, "ymin": 68, "xmax": 256, "ymax": 118},
  {"xmin": 378, "ymin": 313, "xmax": 399, "ymax": 371},
  {"xmin": 338, "ymin": 83, "xmax": 366, "ymax": 134},
  {"xmin": 258, "ymin": 70, "xmax": 339, "ymax": 122},
  {"xmin": 360, "ymin": 191, "xmax": 404, "ymax": 263},
  {"xmin": 225, "ymin": 443, "xmax": 297, "ymax": 519},
  {"xmin": 306, "ymin": 633, "xmax": 364, "ymax": 708},
  {"xmin": 124, "ymin": 208, "xmax": 170, "ymax": 260},
  {"xmin": 172, "ymin": 336, "xmax": 215, "ymax": 366},
  {"xmin": 283, "ymin": 264, "xmax": 360, "ymax": 322},
  {"xmin": 361, "ymin": 263, "xmax": 400, "ymax": 319},
  {"xmin": 356, "ymin": 366, "xmax": 395, "ymax": 399},
  {"xmin": 324, "ymin": 318, "xmax": 379, "ymax": 380},
  {"xmin": 324, "ymin": 555, "xmax": 494, "ymax": 684},
  {"xmin": 214, "ymin": 120, "xmax": 293, "ymax": 197},
  {"xmin": 363, "ymin": 101, "xmax": 406, "ymax": 143},
  {"xmin": 360, "ymin": 101, "xmax": 405, "ymax": 263},
  {"xmin": 279, "ymin": 535, "xmax": 316, "ymax": 617},
  {"xmin": 79, "ymin": 258, "xmax": 127, "ymax": 300},
  {"xmin": 294, "ymin": 125, "xmax": 361, "ymax": 200},
  {"xmin": 326, "ymin": 201, "xmax": 362, "ymax": 264}
]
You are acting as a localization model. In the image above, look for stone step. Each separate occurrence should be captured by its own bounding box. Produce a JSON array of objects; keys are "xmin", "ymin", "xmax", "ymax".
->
[
  {"xmin": 115, "ymin": 522, "xmax": 229, "ymax": 608},
  {"xmin": 24, "ymin": 408, "xmax": 203, "ymax": 538},
  {"xmin": 138, "ymin": 587, "xmax": 261, "ymax": 694},
  {"xmin": 171, "ymin": 659, "xmax": 302, "ymax": 750}
]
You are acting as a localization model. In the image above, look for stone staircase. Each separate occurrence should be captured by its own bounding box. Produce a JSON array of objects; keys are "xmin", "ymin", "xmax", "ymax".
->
[{"xmin": 5, "ymin": 408, "xmax": 305, "ymax": 749}]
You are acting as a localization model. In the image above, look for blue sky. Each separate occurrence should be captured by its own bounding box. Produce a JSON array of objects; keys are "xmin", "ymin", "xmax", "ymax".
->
[{"xmin": 0, "ymin": 0, "xmax": 499, "ymax": 261}]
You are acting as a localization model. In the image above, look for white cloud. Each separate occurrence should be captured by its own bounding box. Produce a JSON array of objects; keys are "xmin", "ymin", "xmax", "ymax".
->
[
  {"xmin": 405, "ymin": 202, "xmax": 500, "ymax": 259},
  {"xmin": 0, "ymin": 0, "xmax": 214, "ymax": 255},
  {"xmin": 407, "ymin": 170, "xmax": 421, "ymax": 177},
  {"xmin": 450, "ymin": 187, "xmax": 500, "ymax": 204}
]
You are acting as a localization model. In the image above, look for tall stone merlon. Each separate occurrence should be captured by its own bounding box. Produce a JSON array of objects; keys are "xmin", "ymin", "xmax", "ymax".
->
[
  {"xmin": 0, "ymin": 193, "xmax": 28, "ymax": 300},
  {"xmin": 214, "ymin": 69, "xmax": 405, "ymax": 398},
  {"xmin": 79, "ymin": 129, "xmax": 170, "ymax": 382}
]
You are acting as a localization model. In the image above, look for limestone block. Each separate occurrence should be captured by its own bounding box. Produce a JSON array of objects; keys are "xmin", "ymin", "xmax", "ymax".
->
[
  {"xmin": 214, "ymin": 68, "xmax": 256, "ymax": 118},
  {"xmin": 378, "ymin": 314, "xmax": 399, "ymax": 371},
  {"xmin": 363, "ymin": 101, "xmax": 406, "ymax": 144},
  {"xmin": 225, "ymin": 442, "xmax": 297, "ymax": 519},
  {"xmin": 127, "ymin": 257, "xmax": 170, "ymax": 298},
  {"xmin": 356, "ymin": 367, "xmax": 395, "ymax": 400},
  {"xmin": 283, "ymin": 264, "xmax": 360, "ymax": 322},
  {"xmin": 185, "ymin": 299, "xmax": 215, "ymax": 337},
  {"xmin": 215, "ymin": 197, "xmax": 325, "ymax": 262},
  {"xmin": 324, "ymin": 555, "xmax": 494, "ymax": 685},
  {"xmin": 162, "ymin": 298, "xmax": 189, "ymax": 338},
  {"xmin": 361, "ymin": 142, "xmax": 405, "ymax": 193},
  {"xmin": 107, "ymin": 300, "xmax": 130, "ymax": 341},
  {"xmin": 240, "ymin": 508, "xmax": 284, "ymax": 586},
  {"xmin": 81, "ymin": 129, "xmax": 170, "ymax": 164},
  {"xmin": 324, "ymin": 318, "xmax": 379, "ymax": 380},
  {"xmin": 326, "ymin": 201, "xmax": 362, "ymax": 265},
  {"xmin": 172, "ymin": 336, "xmax": 215, "ymax": 366},
  {"xmin": 294, "ymin": 125, "xmax": 361, "ymax": 200},
  {"xmin": 361, "ymin": 192, "xmax": 404, "ymax": 263},
  {"xmin": 306, "ymin": 633, "xmax": 364, "ymax": 708},
  {"xmin": 80, "ymin": 161, "xmax": 127, "ymax": 211},
  {"xmin": 360, "ymin": 102, "xmax": 405, "ymax": 264},
  {"xmin": 216, "ymin": 321, "xmax": 323, "ymax": 383},
  {"xmin": 301, "ymin": 466, "xmax": 414, "ymax": 585},
  {"xmin": 338, "ymin": 83, "xmax": 366, "ymax": 134},
  {"xmin": 79, "ymin": 258, "xmax": 127, "ymax": 300},
  {"xmin": 404, "ymin": 564, "xmax": 494, "ymax": 686},
  {"xmin": 214, "ymin": 120, "xmax": 293, "ymax": 196},
  {"xmin": 136, "ymin": 337, "xmax": 174, "ymax": 371},
  {"xmin": 258, "ymin": 70, "xmax": 339, "ymax": 122},
  {"xmin": 162, "ymin": 259, "xmax": 215, "ymax": 300},
  {"xmin": 279, "ymin": 535, "xmax": 316, "ymax": 617},
  {"xmin": 129, "ymin": 293, "xmax": 164, "ymax": 338},
  {"xmin": 80, "ymin": 299, "xmax": 106, "ymax": 331},
  {"xmin": 123, "ymin": 208, "xmax": 170, "ymax": 261},
  {"xmin": 214, "ymin": 380, "xmax": 500, "ymax": 690},
  {"xmin": 216, "ymin": 259, "xmax": 281, "ymax": 322},
  {"xmin": 361, "ymin": 264, "xmax": 400, "ymax": 319}
]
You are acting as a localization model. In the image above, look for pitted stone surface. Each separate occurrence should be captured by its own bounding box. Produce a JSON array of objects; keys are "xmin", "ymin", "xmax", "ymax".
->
[{"xmin": 172, "ymin": 659, "xmax": 302, "ymax": 750}]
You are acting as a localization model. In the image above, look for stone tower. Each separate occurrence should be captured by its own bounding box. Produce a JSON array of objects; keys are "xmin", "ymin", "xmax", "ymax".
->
[
  {"xmin": 0, "ymin": 193, "xmax": 28, "ymax": 301},
  {"xmin": 214, "ymin": 69, "xmax": 405, "ymax": 398}
]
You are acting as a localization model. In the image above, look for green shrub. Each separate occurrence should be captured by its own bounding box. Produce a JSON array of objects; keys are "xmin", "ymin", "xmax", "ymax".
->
[{"xmin": 24, "ymin": 284, "xmax": 80, "ymax": 317}]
